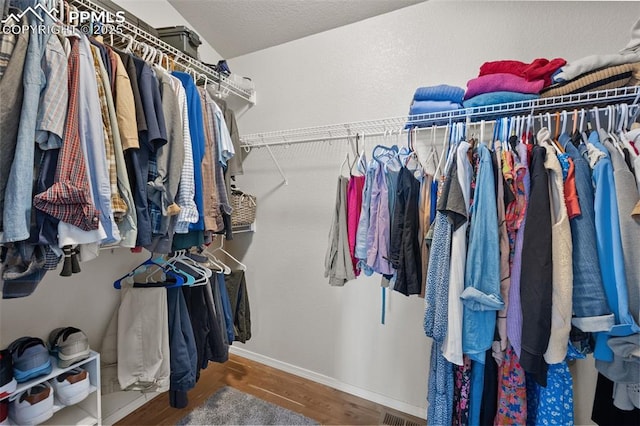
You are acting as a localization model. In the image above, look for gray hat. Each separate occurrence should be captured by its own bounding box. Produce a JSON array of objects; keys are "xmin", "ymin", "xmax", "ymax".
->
[{"xmin": 48, "ymin": 327, "xmax": 90, "ymax": 368}]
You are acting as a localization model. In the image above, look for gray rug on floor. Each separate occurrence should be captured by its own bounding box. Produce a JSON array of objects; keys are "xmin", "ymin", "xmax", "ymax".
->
[{"xmin": 176, "ymin": 386, "xmax": 319, "ymax": 425}]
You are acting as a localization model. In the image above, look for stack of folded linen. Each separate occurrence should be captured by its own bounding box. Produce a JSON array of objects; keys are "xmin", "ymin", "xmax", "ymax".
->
[
  {"xmin": 405, "ymin": 85, "xmax": 465, "ymax": 128},
  {"xmin": 462, "ymin": 58, "xmax": 566, "ymax": 107},
  {"xmin": 407, "ymin": 84, "xmax": 465, "ymax": 116},
  {"xmin": 543, "ymin": 18, "xmax": 640, "ymax": 97},
  {"xmin": 543, "ymin": 56, "xmax": 640, "ymax": 98}
]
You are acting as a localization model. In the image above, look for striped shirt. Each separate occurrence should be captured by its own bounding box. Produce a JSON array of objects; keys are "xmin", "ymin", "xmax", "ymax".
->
[
  {"xmin": 90, "ymin": 44, "xmax": 128, "ymax": 219},
  {"xmin": 170, "ymin": 75, "xmax": 199, "ymax": 233}
]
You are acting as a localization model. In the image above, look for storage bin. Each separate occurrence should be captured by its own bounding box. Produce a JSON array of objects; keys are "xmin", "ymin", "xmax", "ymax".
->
[{"xmin": 156, "ymin": 26, "xmax": 202, "ymax": 59}]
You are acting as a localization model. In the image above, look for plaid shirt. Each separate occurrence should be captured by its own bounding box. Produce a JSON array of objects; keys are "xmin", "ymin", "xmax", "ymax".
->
[
  {"xmin": 170, "ymin": 75, "xmax": 199, "ymax": 233},
  {"xmin": 33, "ymin": 37, "xmax": 100, "ymax": 231},
  {"xmin": 90, "ymin": 45, "xmax": 128, "ymax": 220}
]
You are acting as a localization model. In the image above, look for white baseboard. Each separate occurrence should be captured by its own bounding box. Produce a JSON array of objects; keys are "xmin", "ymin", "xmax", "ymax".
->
[{"xmin": 229, "ymin": 346, "xmax": 426, "ymax": 419}]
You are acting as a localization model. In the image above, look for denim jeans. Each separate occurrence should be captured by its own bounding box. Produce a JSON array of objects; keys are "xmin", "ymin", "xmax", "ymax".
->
[
  {"xmin": 559, "ymin": 133, "xmax": 614, "ymax": 332},
  {"xmin": 167, "ymin": 287, "xmax": 197, "ymax": 393}
]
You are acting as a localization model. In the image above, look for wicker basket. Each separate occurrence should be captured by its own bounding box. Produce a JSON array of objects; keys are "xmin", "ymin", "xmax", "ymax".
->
[{"xmin": 230, "ymin": 189, "xmax": 257, "ymax": 228}]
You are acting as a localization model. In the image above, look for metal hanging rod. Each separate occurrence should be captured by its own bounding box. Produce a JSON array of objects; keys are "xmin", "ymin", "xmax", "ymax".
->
[
  {"xmin": 69, "ymin": 0, "xmax": 256, "ymax": 105},
  {"xmin": 241, "ymin": 86, "xmax": 640, "ymax": 148}
]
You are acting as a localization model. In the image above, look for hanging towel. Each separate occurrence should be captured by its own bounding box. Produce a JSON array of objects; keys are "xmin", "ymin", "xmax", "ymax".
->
[{"xmin": 464, "ymin": 73, "xmax": 544, "ymax": 100}]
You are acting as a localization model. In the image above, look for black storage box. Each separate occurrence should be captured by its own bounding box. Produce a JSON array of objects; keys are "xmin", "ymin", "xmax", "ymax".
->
[{"xmin": 156, "ymin": 26, "xmax": 202, "ymax": 59}]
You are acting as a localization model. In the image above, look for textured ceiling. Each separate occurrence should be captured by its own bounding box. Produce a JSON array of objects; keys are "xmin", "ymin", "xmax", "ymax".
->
[{"xmin": 168, "ymin": 0, "xmax": 425, "ymax": 59}]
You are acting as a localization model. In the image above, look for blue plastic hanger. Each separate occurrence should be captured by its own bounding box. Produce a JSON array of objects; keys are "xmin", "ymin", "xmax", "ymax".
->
[{"xmin": 113, "ymin": 256, "xmax": 187, "ymax": 289}]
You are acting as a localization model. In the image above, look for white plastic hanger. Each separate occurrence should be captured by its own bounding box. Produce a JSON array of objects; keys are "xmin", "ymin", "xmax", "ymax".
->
[{"xmin": 209, "ymin": 236, "xmax": 247, "ymax": 271}]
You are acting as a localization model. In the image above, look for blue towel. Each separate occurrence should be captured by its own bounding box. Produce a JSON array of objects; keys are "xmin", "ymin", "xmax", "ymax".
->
[
  {"xmin": 409, "ymin": 100, "xmax": 462, "ymax": 116},
  {"xmin": 462, "ymin": 91, "xmax": 540, "ymax": 108},
  {"xmin": 413, "ymin": 84, "xmax": 465, "ymax": 104}
]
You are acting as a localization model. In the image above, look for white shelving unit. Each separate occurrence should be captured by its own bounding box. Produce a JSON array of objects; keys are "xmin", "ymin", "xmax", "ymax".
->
[{"xmin": 2, "ymin": 351, "xmax": 101, "ymax": 426}]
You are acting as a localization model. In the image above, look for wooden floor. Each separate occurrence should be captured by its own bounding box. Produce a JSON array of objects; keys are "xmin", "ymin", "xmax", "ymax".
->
[{"xmin": 116, "ymin": 353, "xmax": 426, "ymax": 425}]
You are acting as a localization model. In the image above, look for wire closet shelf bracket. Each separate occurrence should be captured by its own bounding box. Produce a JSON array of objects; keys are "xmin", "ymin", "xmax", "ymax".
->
[{"xmin": 69, "ymin": 0, "xmax": 256, "ymax": 105}]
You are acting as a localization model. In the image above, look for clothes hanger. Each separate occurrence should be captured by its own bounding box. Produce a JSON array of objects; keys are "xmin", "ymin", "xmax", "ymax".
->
[
  {"xmin": 164, "ymin": 250, "xmax": 210, "ymax": 284},
  {"xmin": 113, "ymin": 256, "xmax": 186, "ymax": 289},
  {"xmin": 194, "ymin": 247, "xmax": 228, "ymax": 274},
  {"xmin": 209, "ymin": 236, "xmax": 247, "ymax": 271},
  {"xmin": 339, "ymin": 152, "xmax": 350, "ymax": 176}
]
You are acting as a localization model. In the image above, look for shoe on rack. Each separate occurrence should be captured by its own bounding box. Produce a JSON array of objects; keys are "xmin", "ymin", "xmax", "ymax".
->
[
  {"xmin": 48, "ymin": 327, "xmax": 90, "ymax": 368},
  {"xmin": 9, "ymin": 382, "xmax": 54, "ymax": 425},
  {"xmin": 50, "ymin": 368, "xmax": 90, "ymax": 406},
  {"xmin": 7, "ymin": 337, "xmax": 52, "ymax": 383},
  {"xmin": 0, "ymin": 350, "xmax": 16, "ymax": 399}
]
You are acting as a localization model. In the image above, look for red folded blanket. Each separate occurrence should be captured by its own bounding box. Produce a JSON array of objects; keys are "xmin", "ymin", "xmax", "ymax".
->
[
  {"xmin": 464, "ymin": 73, "xmax": 544, "ymax": 100},
  {"xmin": 479, "ymin": 58, "xmax": 566, "ymax": 87}
]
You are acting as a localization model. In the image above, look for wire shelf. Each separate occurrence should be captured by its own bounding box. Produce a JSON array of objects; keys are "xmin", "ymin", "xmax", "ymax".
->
[
  {"xmin": 70, "ymin": 0, "xmax": 256, "ymax": 105},
  {"xmin": 241, "ymin": 86, "xmax": 640, "ymax": 148}
]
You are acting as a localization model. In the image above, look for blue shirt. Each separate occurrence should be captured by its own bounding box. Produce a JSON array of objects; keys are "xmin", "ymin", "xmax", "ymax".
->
[
  {"xmin": 173, "ymin": 71, "xmax": 205, "ymax": 231},
  {"xmin": 589, "ymin": 131, "xmax": 640, "ymax": 360},
  {"xmin": 2, "ymin": 0, "xmax": 50, "ymax": 243},
  {"xmin": 461, "ymin": 143, "xmax": 504, "ymax": 362}
]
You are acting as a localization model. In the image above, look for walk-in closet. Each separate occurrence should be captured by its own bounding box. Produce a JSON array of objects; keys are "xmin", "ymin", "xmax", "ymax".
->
[{"xmin": 0, "ymin": 1, "xmax": 639, "ymax": 425}]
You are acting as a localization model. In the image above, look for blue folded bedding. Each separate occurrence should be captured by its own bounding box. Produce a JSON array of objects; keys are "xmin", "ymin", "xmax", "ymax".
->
[
  {"xmin": 462, "ymin": 91, "xmax": 540, "ymax": 108},
  {"xmin": 409, "ymin": 100, "xmax": 462, "ymax": 116},
  {"xmin": 413, "ymin": 84, "xmax": 465, "ymax": 104}
]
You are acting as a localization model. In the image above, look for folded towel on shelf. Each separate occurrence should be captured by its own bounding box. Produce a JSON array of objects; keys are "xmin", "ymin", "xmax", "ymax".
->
[
  {"xmin": 479, "ymin": 58, "xmax": 566, "ymax": 87},
  {"xmin": 552, "ymin": 52, "xmax": 640, "ymax": 83},
  {"xmin": 542, "ymin": 62, "xmax": 640, "ymax": 98},
  {"xmin": 462, "ymin": 91, "xmax": 540, "ymax": 108},
  {"xmin": 464, "ymin": 73, "xmax": 544, "ymax": 100},
  {"xmin": 412, "ymin": 84, "xmax": 465, "ymax": 104},
  {"xmin": 409, "ymin": 100, "xmax": 462, "ymax": 116}
]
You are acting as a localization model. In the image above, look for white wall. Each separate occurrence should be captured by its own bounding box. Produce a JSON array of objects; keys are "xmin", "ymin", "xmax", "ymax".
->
[
  {"xmin": 0, "ymin": 249, "xmax": 146, "ymax": 350},
  {"xmin": 0, "ymin": 1, "xmax": 637, "ymax": 424},
  {"xmin": 225, "ymin": 1, "xmax": 640, "ymax": 422}
]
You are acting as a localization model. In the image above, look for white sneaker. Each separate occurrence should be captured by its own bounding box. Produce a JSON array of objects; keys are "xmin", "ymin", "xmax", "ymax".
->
[
  {"xmin": 50, "ymin": 368, "xmax": 90, "ymax": 406},
  {"xmin": 9, "ymin": 382, "xmax": 54, "ymax": 425}
]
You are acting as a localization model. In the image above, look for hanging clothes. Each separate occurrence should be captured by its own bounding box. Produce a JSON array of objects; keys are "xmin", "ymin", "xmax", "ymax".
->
[
  {"xmin": 559, "ymin": 133, "xmax": 614, "ymax": 332},
  {"xmin": 589, "ymin": 131, "xmax": 639, "ymax": 361},
  {"xmin": 324, "ymin": 176, "xmax": 355, "ymax": 286},
  {"xmin": 461, "ymin": 143, "xmax": 503, "ymax": 362},
  {"xmin": 443, "ymin": 141, "xmax": 472, "ymax": 366},
  {"xmin": 389, "ymin": 167, "xmax": 422, "ymax": 296},
  {"xmin": 347, "ymin": 175, "xmax": 365, "ymax": 275},
  {"xmin": 519, "ymin": 145, "xmax": 552, "ymax": 386},
  {"xmin": 538, "ymin": 130, "xmax": 573, "ymax": 365}
]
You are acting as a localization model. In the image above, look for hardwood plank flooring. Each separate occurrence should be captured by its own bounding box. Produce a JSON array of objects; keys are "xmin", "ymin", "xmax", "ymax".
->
[{"xmin": 115, "ymin": 353, "xmax": 426, "ymax": 425}]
